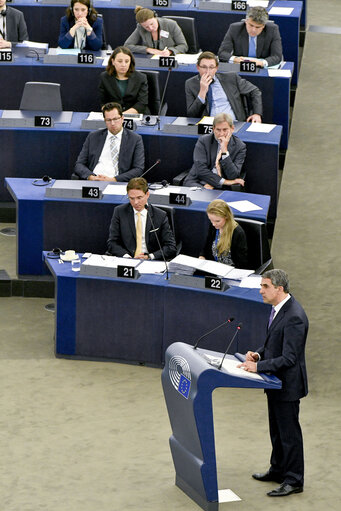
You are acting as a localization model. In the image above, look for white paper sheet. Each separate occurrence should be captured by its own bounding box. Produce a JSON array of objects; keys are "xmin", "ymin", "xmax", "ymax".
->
[
  {"xmin": 204, "ymin": 354, "xmax": 264, "ymax": 381},
  {"xmin": 239, "ymin": 275, "xmax": 262, "ymax": 288},
  {"xmin": 227, "ymin": 200, "xmax": 262, "ymax": 212},
  {"xmin": 268, "ymin": 69, "xmax": 292, "ymax": 78},
  {"xmin": 269, "ymin": 7, "xmax": 294, "ymax": 15},
  {"xmin": 102, "ymin": 184, "xmax": 128, "ymax": 195},
  {"xmin": 246, "ymin": 123, "xmax": 276, "ymax": 133},
  {"xmin": 175, "ymin": 52, "xmax": 201, "ymax": 65},
  {"xmin": 136, "ymin": 260, "xmax": 167, "ymax": 274}
]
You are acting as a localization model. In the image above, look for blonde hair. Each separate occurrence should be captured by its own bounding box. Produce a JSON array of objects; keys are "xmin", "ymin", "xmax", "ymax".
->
[
  {"xmin": 135, "ymin": 6, "xmax": 155, "ymax": 24},
  {"xmin": 206, "ymin": 200, "xmax": 237, "ymax": 255}
]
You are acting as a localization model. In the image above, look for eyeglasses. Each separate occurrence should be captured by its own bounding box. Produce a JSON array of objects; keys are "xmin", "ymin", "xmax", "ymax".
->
[
  {"xmin": 105, "ymin": 117, "xmax": 122, "ymax": 123},
  {"xmin": 198, "ymin": 65, "xmax": 217, "ymax": 71}
]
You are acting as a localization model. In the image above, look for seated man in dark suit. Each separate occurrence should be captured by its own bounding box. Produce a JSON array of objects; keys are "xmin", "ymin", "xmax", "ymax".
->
[
  {"xmin": 184, "ymin": 113, "xmax": 246, "ymax": 190},
  {"xmin": 185, "ymin": 51, "xmax": 262, "ymax": 123},
  {"xmin": 74, "ymin": 102, "xmax": 145, "ymax": 181},
  {"xmin": 107, "ymin": 177, "xmax": 177, "ymax": 260},
  {"xmin": 0, "ymin": 0, "xmax": 29, "ymax": 48},
  {"xmin": 218, "ymin": 6, "xmax": 283, "ymax": 68}
]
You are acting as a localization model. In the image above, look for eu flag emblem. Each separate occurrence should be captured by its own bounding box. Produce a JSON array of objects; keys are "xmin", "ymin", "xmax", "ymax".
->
[{"xmin": 178, "ymin": 374, "xmax": 191, "ymax": 399}]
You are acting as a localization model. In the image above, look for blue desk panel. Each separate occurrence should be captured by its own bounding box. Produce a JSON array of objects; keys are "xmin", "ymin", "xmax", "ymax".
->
[
  {"xmin": 45, "ymin": 255, "xmax": 271, "ymax": 366},
  {"xmin": 7, "ymin": 178, "xmax": 270, "ymax": 276},
  {"xmin": 1, "ymin": 57, "xmax": 292, "ymax": 148},
  {"xmin": 12, "ymin": 0, "xmax": 301, "ymax": 84},
  {"xmin": 1, "ymin": 114, "xmax": 282, "ymax": 219}
]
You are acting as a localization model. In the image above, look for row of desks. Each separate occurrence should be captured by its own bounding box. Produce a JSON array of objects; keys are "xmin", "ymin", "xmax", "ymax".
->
[
  {"xmin": 46, "ymin": 254, "xmax": 271, "ymax": 366},
  {"xmin": 1, "ymin": 57, "xmax": 292, "ymax": 148},
  {"xmin": 11, "ymin": 0, "xmax": 302, "ymax": 84},
  {"xmin": 1, "ymin": 114, "xmax": 282, "ymax": 219},
  {"xmin": 6, "ymin": 178, "xmax": 270, "ymax": 276}
]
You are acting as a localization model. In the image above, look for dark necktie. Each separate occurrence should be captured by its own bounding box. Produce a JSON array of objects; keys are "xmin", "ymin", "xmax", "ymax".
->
[{"xmin": 268, "ymin": 306, "xmax": 275, "ymax": 328}]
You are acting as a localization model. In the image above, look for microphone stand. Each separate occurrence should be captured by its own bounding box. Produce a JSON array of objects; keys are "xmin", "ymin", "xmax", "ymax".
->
[
  {"xmin": 193, "ymin": 317, "xmax": 234, "ymax": 349},
  {"xmin": 145, "ymin": 205, "xmax": 169, "ymax": 280},
  {"xmin": 218, "ymin": 323, "xmax": 243, "ymax": 370},
  {"xmin": 157, "ymin": 65, "xmax": 173, "ymax": 131}
]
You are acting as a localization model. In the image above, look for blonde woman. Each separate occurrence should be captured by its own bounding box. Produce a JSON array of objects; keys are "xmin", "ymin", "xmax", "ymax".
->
[{"xmin": 200, "ymin": 199, "xmax": 248, "ymax": 268}]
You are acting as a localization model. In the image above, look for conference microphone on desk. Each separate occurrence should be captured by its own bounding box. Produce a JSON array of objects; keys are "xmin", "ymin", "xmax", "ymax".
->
[
  {"xmin": 193, "ymin": 317, "xmax": 234, "ymax": 350},
  {"xmin": 216, "ymin": 322, "xmax": 243, "ymax": 370},
  {"xmin": 140, "ymin": 159, "xmax": 161, "ymax": 180},
  {"xmin": 144, "ymin": 204, "xmax": 169, "ymax": 280}
]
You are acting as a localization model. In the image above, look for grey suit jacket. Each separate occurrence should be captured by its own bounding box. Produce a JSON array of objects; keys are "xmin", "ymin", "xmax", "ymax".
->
[
  {"xmin": 185, "ymin": 72, "xmax": 262, "ymax": 120},
  {"xmin": 218, "ymin": 21, "xmax": 283, "ymax": 67},
  {"xmin": 107, "ymin": 203, "xmax": 176, "ymax": 260},
  {"xmin": 184, "ymin": 133, "xmax": 246, "ymax": 189},
  {"xmin": 124, "ymin": 17, "xmax": 188, "ymax": 55},
  {"xmin": 3, "ymin": 6, "xmax": 28, "ymax": 43},
  {"xmin": 257, "ymin": 296, "xmax": 309, "ymax": 402},
  {"xmin": 74, "ymin": 128, "xmax": 145, "ymax": 181}
]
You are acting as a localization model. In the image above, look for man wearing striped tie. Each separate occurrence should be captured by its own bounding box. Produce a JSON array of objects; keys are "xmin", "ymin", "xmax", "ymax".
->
[
  {"xmin": 107, "ymin": 177, "xmax": 176, "ymax": 260},
  {"xmin": 218, "ymin": 6, "xmax": 283, "ymax": 68},
  {"xmin": 74, "ymin": 102, "xmax": 145, "ymax": 181},
  {"xmin": 238, "ymin": 269, "xmax": 309, "ymax": 497}
]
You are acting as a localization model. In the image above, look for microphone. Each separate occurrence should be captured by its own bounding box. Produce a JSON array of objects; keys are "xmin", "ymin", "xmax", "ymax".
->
[
  {"xmin": 156, "ymin": 64, "xmax": 175, "ymax": 131},
  {"xmin": 193, "ymin": 317, "xmax": 234, "ymax": 350},
  {"xmin": 140, "ymin": 159, "xmax": 161, "ymax": 180},
  {"xmin": 217, "ymin": 323, "xmax": 243, "ymax": 370},
  {"xmin": 144, "ymin": 204, "xmax": 169, "ymax": 280}
]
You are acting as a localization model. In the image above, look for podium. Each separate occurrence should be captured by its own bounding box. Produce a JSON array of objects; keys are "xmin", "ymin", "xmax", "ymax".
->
[{"xmin": 161, "ymin": 342, "xmax": 281, "ymax": 510}]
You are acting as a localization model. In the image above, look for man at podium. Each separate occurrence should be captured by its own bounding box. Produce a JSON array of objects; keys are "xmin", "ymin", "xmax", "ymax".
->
[{"xmin": 239, "ymin": 269, "xmax": 309, "ymax": 497}]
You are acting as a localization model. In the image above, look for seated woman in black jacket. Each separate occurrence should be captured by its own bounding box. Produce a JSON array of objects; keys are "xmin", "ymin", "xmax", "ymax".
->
[
  {"xmin": 99, "ymin": 46, "xmax": 149, "ymax": 114},
  {"xmin": 200, "ymin": 199, "xmax": 248, "ymax": 269},
  {"xmin": 58, "ymin": 0, "xmax": 103, "ymax": 51}
]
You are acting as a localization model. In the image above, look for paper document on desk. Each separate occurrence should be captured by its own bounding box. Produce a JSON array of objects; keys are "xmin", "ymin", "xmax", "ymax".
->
[
  {"xmin": 169, "ymin": 254, "xmax": 233, "ymax": 277},
  {"xmin": 102, "ymin": 184, "xmax": 128, "ymax": 195},
  {"xmin": 227, "ymin": 200, "xmax": 262, "ymax": 212},
  {"xmin": 82, "ymin": 254, "xmax": 140, "ymax": 268},
  {"xmin": 136, "ymin": 260, "xmax": 167, "ymax": 274},
  {"xmin": 227, "ymin": 268, "xmax": 255, "ymax": 280},
  {"xmin": 268, "ymin": 69, "xmax": 292, "ymax": 78},
  {"xmin": 102, "ymin": 55, "xmax": 109, "ymax": 66},
  {"xmin": 150, "ymin": 186, "xmax": 182, "ymax": 196},
  {"xmin": 204, "ymin": 354, "xmax": 264, "ymax": 381},
  {"xmin": 248, "ymin": 0, "xmax": 268, "ymax": 7},
  {"xmin": 55, "ymin": 48, "xmax": 80, "ymax": 55},
  {"xmin": 246, "ymin": 123, "xmax": 276, "ymax": 133},
  {"xmin": 86, "ymin": 112, "xmax": 104, "ymax": 120},
  {"xmin": 269, "ymin": 7, "xmax": 294, "ymax": 15},
  {"xmin": 18, "ymin": 40, "xmax": 49, "ymax": 50},
  {"xmin": 239, "ymin": 275, "xmax": 262, "ymax": 288},
  {"xmin": 175, "ymin": 53, "xmax": 201, "ymax": 65}
]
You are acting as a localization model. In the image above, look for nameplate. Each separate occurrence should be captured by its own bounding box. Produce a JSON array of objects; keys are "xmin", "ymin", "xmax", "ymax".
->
[
  {"xmin": 205, "ymin": 276, "xmax": 224, "ymax": 291},
  {"xmin": 82, "ymin": 186, "xmax": 101, "ymax": 199},
  {"xmin": 169, "ymin": 192, "xmax": 188, "ymax": 206},
  {"xmin": 198, "ymin": 123, "xmax": 213, "ymax": 135},
  {"xmin": 44, "ymin": 54, "xmax": 97, "ymax": 65},
  {"xmin": 0, "ymin": 51, "xmax": 13, "ymax": 63},
  {"xmin": 153, "ymin": 0, "xmax": 172, "ymax": 7},
  {"xmin": 41, "ymin": 0, "xmax": 69, "ymax": 4},
  {"xmin": 80, "ymin": 264, "xmax": 140, "ymax": 280},
  {"xmin": 149, "ymin": 193, "xmax": 192, "ymax": 207},
  {"xmin": 120, "ymin": 0, "xmax": 171, "ymax": 6},
  {"xmin": 117, "ymin": 265, "xmax": 138, "ymax": 279},
  {"xmin": 231, "ymin": 0, "xmax": 247, "ymax": 11},
  {"xmin": 240, "ymin": 61, "xmax": 257, "ymax": 73},
  {"xmin": 34, "ymin": 116, "xmax": 53, "ymax": 128},
  {"xmin": 45, "ymin": 181, "xmax": 105, "ymax": 199},
  {"xmin": 169, "ymin": 274, "xmax": 229, "ymax": 291},
  {"xmin": 159, "ymin": 56, "xmax": 177, "ymax": 68},
  {"xmin": 78, "ymin": 53, "xmax": 95, "ymax": 65},
  {"xmin": 198, "ymin": 1, "xmax": 233, "ymax": 12},
  {"xmin": 122, "ymin": 119, "xmax": 136, "ymax": 130}
]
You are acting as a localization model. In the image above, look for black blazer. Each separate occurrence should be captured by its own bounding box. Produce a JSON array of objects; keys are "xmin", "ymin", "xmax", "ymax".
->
[
  {"xmin": 200, "ymin": 223, "xmax": 248, "ymax": 269},
  {"xmin": 107, "ymin": 203, "xmax": 177, "ymax": 260},
  {"xmin": 185, "ymin": 72, "xmax": 262, "ymax": 120},
  {"xmin": 257, "ymin": 296, "xmax": 309, "ymax": 402},
  {"xmin": 4, "ymin": 6, "xmax": 28, "ymax": 43},
  {"xmin": 99, "ymin": 70, "xmax": 149, "ymax": 113},
  {"xmin": 74, "ymin": 128, "xmax": 145, "ymax": 181},
  {"xmin": 218, "ymin": 21, "xmax": 283, "ymax": 67},
  {"xmin": 184, "ymin": 133, "xmax": 246, "ymax": 189}
]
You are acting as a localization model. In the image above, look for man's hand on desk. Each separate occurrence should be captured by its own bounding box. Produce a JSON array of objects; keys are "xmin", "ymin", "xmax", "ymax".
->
[
  {"xmin": 237, "ymin": 360, "xmax": 257, "ymax": 372},
  {"xmin": 88, "ymin": 175, "xmax": 117, "ymax": 182},
  {"xmin": 223, "ymin": 178, "xmax": 245, "ymax": 187},
  {"xmin": 0, "ymin": 39, "xmax": 11, "ymax": 49},
  {"xmin": 234, "ymin": 56, "xmax": 264, "ymax": 68},
  {"xmin": 247, "ymin": 114, "xmax": 262, "ymax": 123},
  {"xmin": 204, "ymin": 184, "xmax": 214, "ymax": 190}
]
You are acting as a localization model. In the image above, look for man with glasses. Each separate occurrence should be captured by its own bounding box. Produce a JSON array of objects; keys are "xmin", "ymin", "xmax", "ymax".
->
[
  {"xmin": 74, "ymin": 102, "xmax": 145, "ymax": 181},
  {"xmin": 185, "ymin": 51, "xmax": 262, "ymax": 123},
  {"xmin": 218, "ymin": 6, "xmax": 283, "ymax": 68}
]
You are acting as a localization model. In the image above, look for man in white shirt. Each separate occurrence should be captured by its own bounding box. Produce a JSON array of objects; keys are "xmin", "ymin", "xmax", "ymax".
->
[{"xmin": 74, "ymin": 102, "xmax": 145, "ymax": 181}]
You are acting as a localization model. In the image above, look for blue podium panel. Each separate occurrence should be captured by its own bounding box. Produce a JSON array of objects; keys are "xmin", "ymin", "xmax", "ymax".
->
[
  {"xmin": 0, "ymin": 57, "xmax": 292, "ymax": 148},
  {"xmin": 13, "ymin": 0, "xmax": 301, "ymax": 84},
  {"xmin": 7, "ymin": 178, "xmax": 270, "ymax": 276},
  {"xmin": 162, "ymin": 342, "xmax": 281, "ymax": 510}
]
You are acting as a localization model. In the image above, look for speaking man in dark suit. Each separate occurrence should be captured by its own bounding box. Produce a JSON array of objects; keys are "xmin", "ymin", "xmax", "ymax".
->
[
  {"xmin": 185, "ymin": 51, "xmax": 262, "ymax": 123},
  {"xmin": 0, "ymin": 0, "xmax": 28, "ymax": 48},
  {"xmin": 218, "ymin": 6, "xmax": 283, "ymax": 68},
  {"xmin": 239, "ymin": 269, "xmax": 309, "ymax": 497},
  {"xmin": 107, "ymin": 177, "xmax": 176, "ymax": 260},
  {"xmin": 184, "ymin": 113, "xmax": 246, "ymax": 189},
  {"xmin": 74, "ymin": 102, "xmax": 145, "ymax": 181}
]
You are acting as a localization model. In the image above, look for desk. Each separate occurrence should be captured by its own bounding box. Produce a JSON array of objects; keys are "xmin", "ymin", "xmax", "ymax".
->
[
  {"xmin": 6, "ymin": 178, "xmax": 270, "ymax": 276},
  {"xmin": 0, "ymin": 114, "xmax": 282, "ymax": 219},
  {"xmin": 12, "ymin": 0, "xmax": 302, "ymax": 84},
  {"xmin": 45, "ymin": 255, "xmax": 271, "ymax": 366},
  {"xmin": 1, "ymin": 56, "xmax": 292, "ymax": 148}
]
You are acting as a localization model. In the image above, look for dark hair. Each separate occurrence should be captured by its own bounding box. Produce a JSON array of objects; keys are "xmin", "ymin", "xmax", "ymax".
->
[
  {"xmin": 106, "ymin": 46, "xmax": 135, "ymax": 77},
  {"xmin": 127, "ymin": 177, "xmax": 149, "ymax": 194},
  {"xmin": 101, "ymin": 102, "xmax": 123, "ymax": 117},
  {"xmin": 263, "ymin": 269, "xmax": 290, "ymax": 293},
  {"xmin": 66, "ymin": 0, "xmax": 98, "ymax": 24},
  {"xmin": 197, "ymin": 51, "xmax": 219, "ymax": 67},
  {"xmin": 135, "ymin": 6, "xmax": 156, "ymax": 24}
]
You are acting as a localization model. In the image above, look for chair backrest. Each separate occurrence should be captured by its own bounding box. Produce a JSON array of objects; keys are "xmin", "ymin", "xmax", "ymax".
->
[
  {"xmin": 234, "ymin": 217, "xmax": 271, "ymax": 271},
  {"xmin": 20, "ymin": 82, "xmax": 62, "ymax": 111},
  {"xmin": 163, "ymin": 16, "xmax": 200, "ymax": 54},
  {"xmin": 97, "ymin": 14, "xmax": 110, "ymax": 50},
  {"xmin": 157, "ymin": 204, "xmax": 182, "ymax": 256},
  {"xmin": 140, "ymin": 70, "xmax": 161, "ymax": 115}
]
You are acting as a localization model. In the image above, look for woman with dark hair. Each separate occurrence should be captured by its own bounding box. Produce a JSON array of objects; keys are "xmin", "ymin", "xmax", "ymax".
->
[
  {"xmin": 124, "ymin": 5, "xmax": 188, "ymax": 56},
  {"xmin": 58, "ymin": 0, "xmax": 103, "ymax": 51},
  {"xmin": 200, "ymin": 199, "xmax": 248, "ymax": 269},
  {"xmin": 99, "ymin": 46, "xmax": 148, "ymax": 114}
]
